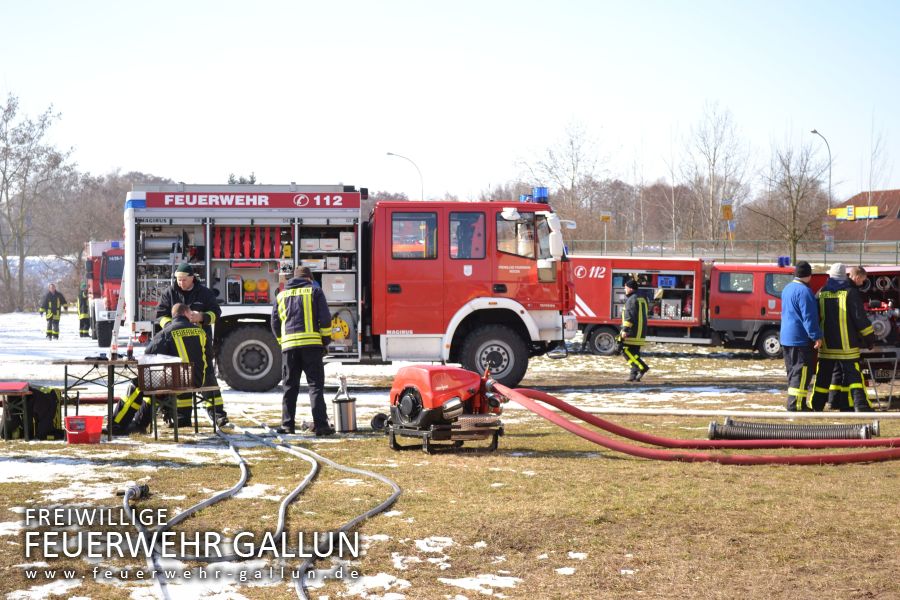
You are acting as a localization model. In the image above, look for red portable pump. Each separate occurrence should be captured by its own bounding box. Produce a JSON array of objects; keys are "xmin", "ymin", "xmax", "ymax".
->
[{"xmin": 386, "ymin": 365, "xmax": 504, "ymax": 453}]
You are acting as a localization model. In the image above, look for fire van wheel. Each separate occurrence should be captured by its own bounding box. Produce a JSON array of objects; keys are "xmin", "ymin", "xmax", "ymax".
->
[
  {"xmin": 218, "ymin": 326, "xmax": 281, "ymax": 392},
  {"xmin": 586, "ymin": 327, "xmax": 618, "ymax": 355},
  {"xmin": 757, "ymin": 328, "xmax": 782, "ymax": 359},
  {"xmin": 459, "ymin": 325, "xmax": 528, "ymax": 387}
]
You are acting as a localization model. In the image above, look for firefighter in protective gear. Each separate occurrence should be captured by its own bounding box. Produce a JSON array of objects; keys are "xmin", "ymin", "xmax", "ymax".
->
[
  {"xmin": 77, "ymin": 283, "xmax": 90, "ymax": 337},
  {"xmin": 271, "ymin": 266, "xmax": 334, "ymax": 436},
  {"xmin": 778, "ymin": 261, "xmax": 822, "ymax": 411},
  {"xmin": 39, "ymin": 283, "xmax": 68, "ymax": 340},
  {"xmin": 808, "ymin": 263, "xmax": 876, "ymax": 412},
  {"xmin": 620, "ymin": 279, "xmax": 650, "ymax": 382},
  {"xmin": 155, "ymin": 263, "xmax": 227, "ymax": 426},
  {"xmin": 821, "ymin": 266, "xmax": 872, "ymax": 411},
  {"xmin": 108, "ymin": 303, "xmax": 210, "ymax": 434}
]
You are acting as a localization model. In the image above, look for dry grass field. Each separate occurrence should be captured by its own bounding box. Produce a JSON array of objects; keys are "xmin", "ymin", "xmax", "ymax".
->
[{"xmin": 2, "ymin": 345, "xmax": 899, "ymax": 599}]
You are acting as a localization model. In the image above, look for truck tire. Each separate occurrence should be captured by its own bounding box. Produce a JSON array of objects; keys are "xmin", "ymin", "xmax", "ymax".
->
[
  {"xmin": 459, "ymin": 324, "xmax": 528, "ymax": 387},
  {"xmin": 756, "ymin": 328, "xmax": 782, "ymax": 359},
  {"xmin": 218, "ymin": 326, "xmax": 282, "ymax": 392},
  {"xmin": 96, "ymin": 320, "xmax": 113, "ymax": 348},
  {"xmin": 586, "ymin": 326, "xmax": 619, "ymax": 355}
]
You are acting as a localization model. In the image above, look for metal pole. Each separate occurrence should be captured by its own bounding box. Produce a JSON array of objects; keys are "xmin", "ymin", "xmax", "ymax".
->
[
  {"xmin": 810, "ymin": 129, "xmax": 832, "ymax": 213},
  {"xmin": 386, "ymin": 152, "xmax": 424, "ymax": 201}
]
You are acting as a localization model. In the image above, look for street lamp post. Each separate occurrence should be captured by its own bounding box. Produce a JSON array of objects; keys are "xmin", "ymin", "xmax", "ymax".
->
[
  {"xmin": 386, "ymin": 152, "xmax": 424, "ymax": 201},
  {"xmin": 810, "ymin": 129, "xmax": 832, "ymax": 213}
]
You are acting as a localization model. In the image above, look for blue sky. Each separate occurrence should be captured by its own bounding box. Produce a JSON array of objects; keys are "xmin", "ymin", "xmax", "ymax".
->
[{"xmin": 1, "ymin": 0, "xmax": 898, "ymax": 202}]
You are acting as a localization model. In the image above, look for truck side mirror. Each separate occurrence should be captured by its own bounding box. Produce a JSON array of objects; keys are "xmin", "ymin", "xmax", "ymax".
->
[{"xmin": 549, "ymin": 230, "xmax": 564, "ymax": 260}]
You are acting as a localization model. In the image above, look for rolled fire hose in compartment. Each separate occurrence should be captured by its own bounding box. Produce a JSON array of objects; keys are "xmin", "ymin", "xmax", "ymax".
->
[
  {"xmin": 140, "ymin": 233, "xmax": 184, "ymax": 258},
  {"xmin": 708, "ymin": 417, "xmax": 879, "ymax": 440}
]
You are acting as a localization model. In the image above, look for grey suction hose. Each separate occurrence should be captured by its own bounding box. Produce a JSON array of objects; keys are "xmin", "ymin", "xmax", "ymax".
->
[
  {"xmin": 170, "ymin": 423, "xmax": 319, "ymax": 562},
  {"xmin": 122, "ymin": 483, "xmax": 171, "ymax": 600},
  {"xmin": 239, "ymin": 417, "xmax": 402, "ymax": 600},
  {"xmin": 709, "ymin": 418, "xmax": 880, "ymax": 440}
]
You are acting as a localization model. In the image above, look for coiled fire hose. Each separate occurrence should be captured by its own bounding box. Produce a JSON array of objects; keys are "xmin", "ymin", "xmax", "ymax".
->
[
  {"xmin": 708, "ymin": 417, "xmax": 880, "ymax": 440},
  {"xmin": 494, "ymin": 384, "xmax": 900, "ymax": 465},
  {"xmin": 121, "ymin": 413, "xmax": 400, "ymax": 600}
]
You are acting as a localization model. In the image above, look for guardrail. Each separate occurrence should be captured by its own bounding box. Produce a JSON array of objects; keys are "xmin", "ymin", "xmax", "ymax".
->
[{"xmin": 566, "ymin": 240, "xmax": 900, "ymax": 265}]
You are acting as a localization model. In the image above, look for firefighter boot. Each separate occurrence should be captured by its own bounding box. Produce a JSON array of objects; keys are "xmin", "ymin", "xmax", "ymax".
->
[
  {"xmin": 206, "ymin": 407, "xmax": 230, "ymax": 429},
  {"xmin": 172, "ymin": 408, "xmax": 193, "ymax": 429},
  {"xmin": 635, "ymin": 367, "xmax": 650, "ymax": 382},
  {"xmin": 852, "ymin": 390, "xmax": 874, "ymax": 412}
]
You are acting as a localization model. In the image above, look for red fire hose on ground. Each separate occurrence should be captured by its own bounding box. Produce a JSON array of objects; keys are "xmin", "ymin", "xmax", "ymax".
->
[{"xmin": 490, "ymin": 384, "xmax": 900, "ymax": 465}]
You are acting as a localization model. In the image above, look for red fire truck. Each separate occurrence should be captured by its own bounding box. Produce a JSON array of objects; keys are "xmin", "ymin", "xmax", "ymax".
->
[
  {"xmin": 84, "ymin": 240, "xmax": 125, "ymax": 347},
  {"xmin": 121, "ymin": 185, "xmax": 577, "ymax": 391},
  {"xmin": 570, "ymin": 255, "xmax": 900, "ymax": 371}
]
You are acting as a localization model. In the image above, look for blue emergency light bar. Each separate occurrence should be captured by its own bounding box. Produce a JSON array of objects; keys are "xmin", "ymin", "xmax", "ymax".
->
[{"xmin": 518, "ymin": 186, "xmax": 550, "ymax": 204}]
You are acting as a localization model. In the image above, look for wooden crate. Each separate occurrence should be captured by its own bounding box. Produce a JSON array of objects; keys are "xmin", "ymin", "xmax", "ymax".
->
[{"xmin": 137, "ymin": 363, "xmax": 194, "ymax": 392}]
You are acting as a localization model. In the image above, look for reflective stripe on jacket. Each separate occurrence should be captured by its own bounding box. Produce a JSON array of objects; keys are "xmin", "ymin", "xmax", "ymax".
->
[
  {"xmin": 155, "ymin": 282, "xmax": 220, "ymax": 339},
  {"xmin": 271, "ymin": 279, "xmax": 332, "ymax": 350},
  {"xmin": 40, "ymin": 291, "xmax": 67, "ymax": 318},
  {"xmin": 621, "ymin": 294, "xmax": 648, "ymax": 347},
  {"xmin": 78, "ymin": 290, "xmax": 89, "ymax": 319},
  {"xmin": 817, "ymin": 278, "xmax": 875, "ymax": 360},
  {"xmin": 145, "ymin": 315, "xmax": 208, "ymax": 386}
]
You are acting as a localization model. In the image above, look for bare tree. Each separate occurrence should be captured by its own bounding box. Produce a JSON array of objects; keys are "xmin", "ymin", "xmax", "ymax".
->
[
  {"xmin": 521, "ymin": 122, "xmax": 606, "ymax": 215},
  {"xmin": 683, "ymin": 103, "xmax": 751, "ymax": 242},
  {"xmin": 0, "ymin": 94, "xmax": 69, "ymax": 311},
  {"xmin": 861, "ymin": 115, "xmax": 891, "ymax": 245},
  {"xmin": 747, "ymin": 141, "xmax": 827, "ymax": 262}
]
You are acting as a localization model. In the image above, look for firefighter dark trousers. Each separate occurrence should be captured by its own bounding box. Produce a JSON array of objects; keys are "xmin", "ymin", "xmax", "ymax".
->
[
  {"xmin": 810, "ymin": 357, "xmax": 872, "ymax": 412},
  {"xmin": 46, "ymin": 317, "xmax": 60, "ymax": 339},
  {"xmin": 826, "ymin": 361, "xmax": 851, "ymax": 411},
  {"xmin": 79, "ymin": 317, "xmax": 90, "ymax": 337},
  {"xmin": 624, "ymin": 344, "xmax": 648, "ymax": 380},
  {"xmin": 281, "ymin": 347, "xmax": 327, "ymax": 430},
  {"xmin": 200, "ymin": 354, "xmax": 226, "ymax": 420},
  {"xmin": 783, "ymin": 345, "xmax": 815, "ymax": 411},
  {"xmin": 110, "ymin": 380, "xmax": 153, "ymax": 434}
]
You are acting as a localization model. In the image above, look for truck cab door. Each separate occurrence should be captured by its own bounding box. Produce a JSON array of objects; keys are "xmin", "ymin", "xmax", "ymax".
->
[
  {"xmin": 444, "ymin": 211, "xmax": 491, "ymax": 322},
  {"xmin": 494, "ymin": 212, "xmax": 559, "ymax": 308},
  {"xmin": 380, "ymin": 209, "xmax": 444, "ymax": 358}
]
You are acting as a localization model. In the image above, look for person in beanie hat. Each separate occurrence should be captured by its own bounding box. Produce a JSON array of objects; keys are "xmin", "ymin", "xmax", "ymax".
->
[
  {"xmin": 778, "ymin": 261, "xmax": 822, "ymax": 411},
  {"xmin": 827, "ymin": 262, "xmax": 846, "ymax": 279},
  {"xmin": 808, "ymin": 263, "xmax": 875, "ymax": 411},
  {"xmin": 618, "ymin": 279, "xmax": 650, "ymax": 382},
  {"xmin": 155, "ymin": 261, "xmax": 229, "ymax": 427}
]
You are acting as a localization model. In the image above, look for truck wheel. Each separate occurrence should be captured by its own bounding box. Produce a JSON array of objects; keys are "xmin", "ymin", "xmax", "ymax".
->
[
  {"xmin": 586, "ymin": 326, "xmax": 619, "ymax": 355},
  {"xmin": 756, "ymin": 329, "xmax": 782, "ymax": 359},
  {"xmin": 218, "ymin": 326, "xmax": 282, "ymax": 392},
  {"xmin": 459, "ymin": 325, "xmax": 528, "ymax": 387},
  {"xmin": 96, "ymin": 320, "xmax": 113, "ymax": 348}
]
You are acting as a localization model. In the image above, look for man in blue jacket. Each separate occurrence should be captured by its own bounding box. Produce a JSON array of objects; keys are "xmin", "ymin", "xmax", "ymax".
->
[{"xmin": 779, "ymin": 261, "xmax": 822, "ymax": 411}]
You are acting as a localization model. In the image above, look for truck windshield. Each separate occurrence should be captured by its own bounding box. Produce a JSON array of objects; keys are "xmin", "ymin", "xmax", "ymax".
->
[{"xmin": 103, "ymin": 254, "xmax": 125, "ymax": 282}]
